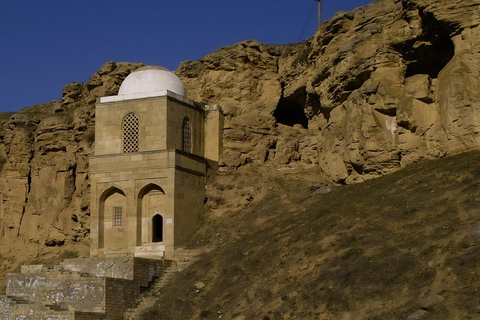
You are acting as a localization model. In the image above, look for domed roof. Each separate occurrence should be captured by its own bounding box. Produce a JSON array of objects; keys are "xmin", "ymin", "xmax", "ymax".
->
[{"xmin": 118, "ymin": 66, "xmax": 186, "ymax": 97}]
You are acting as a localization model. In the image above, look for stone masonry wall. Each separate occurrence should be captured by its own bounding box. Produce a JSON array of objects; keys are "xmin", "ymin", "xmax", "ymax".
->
[
  {"xmin": 0, "ymin": 257, "xmax": 166, "ymax": 319},
  {"xmin": 61, "ymin": 257, "xmax": 137, "ymax": 280},
  {"xmin": 74, "ymin": 311, "xmax": 107, "ymax": 320},
  {"xmin": 0, "ymin": 297, "xmax": 14, "ymax": 320},
  {"xmin": 9, "ymin": 304, "xmax": 75, "ymax": 320},
  {"xmin": 132, "ymin": 258, "xmax": 166, "ymax": 288},
  {"xmin": 105, "ymin": 278, "xmax": 139, "ymax": 319},
  {"xmin": 6, "ymin": 272, "xmax": 106, "ymax": 311}
]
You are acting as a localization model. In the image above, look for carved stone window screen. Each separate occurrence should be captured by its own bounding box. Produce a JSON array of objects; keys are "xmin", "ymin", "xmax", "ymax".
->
[
  {"xmin": 113, "ymin": 206, "xmax": 122, "ymax": 226},
  {"xmin": 123, "ymin": 113, "xmax": 139, "ymax": 153},
  {"xmin": 182, "ymin": 117, "xmax": 191, "ymax": 153}
]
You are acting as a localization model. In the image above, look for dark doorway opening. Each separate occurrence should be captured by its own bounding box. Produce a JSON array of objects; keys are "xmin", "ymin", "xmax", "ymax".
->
[{"xmin": 152, "ymin": 214, "xmax": 163, "ymax": 242}]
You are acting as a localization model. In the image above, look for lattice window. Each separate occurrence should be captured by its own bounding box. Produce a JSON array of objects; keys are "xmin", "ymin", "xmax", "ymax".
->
[
  {"xmin": 113, "ymin": 206, "xmax": 122, "ymax": 226},
  {"xmin": 122, "ymin": 112, "xmax": 139, "ymax": 153},
  {"xmin": 182, "ymin": 117, "xmax": 191, "ymax": 153}
]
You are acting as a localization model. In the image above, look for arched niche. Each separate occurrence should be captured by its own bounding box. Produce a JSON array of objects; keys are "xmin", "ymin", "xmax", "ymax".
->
[
  {"xmin": 137, "ymin": 184, "xmax": 165, "ymax": 245},
  {"xmin": 98, "ymin": 187, "xmax": 127, "ymax": 250}
]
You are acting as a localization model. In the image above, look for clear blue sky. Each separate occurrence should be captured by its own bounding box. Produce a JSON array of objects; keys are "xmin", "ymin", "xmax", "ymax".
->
[{"xmin": 0, "ymin": 0, "xmax": 372, "ymax": 113}]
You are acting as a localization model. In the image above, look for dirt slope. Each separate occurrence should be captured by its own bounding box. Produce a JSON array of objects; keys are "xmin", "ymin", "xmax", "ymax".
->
[{"xmin": 140, "ymin": 150, "xmax": 480, "ymax": 319}]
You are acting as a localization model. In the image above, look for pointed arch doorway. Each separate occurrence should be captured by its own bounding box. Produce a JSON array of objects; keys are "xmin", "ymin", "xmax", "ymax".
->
[
  {"xmin": 99, "ymin": 187, "xmax": 127, "ymax": 251},
  {"xmin": 137, "ymin": 184, "xmax": 165, "ymax": 245}
]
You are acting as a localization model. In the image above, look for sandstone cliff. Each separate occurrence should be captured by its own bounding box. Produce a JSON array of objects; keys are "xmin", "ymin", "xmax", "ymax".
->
[
  {"xmin": 0, "ymin": 0, "xmax": 478, "ymax": 299},
  {"xmin": 177, "ymin": 0, "xmax": 480, "ymax": 184}
]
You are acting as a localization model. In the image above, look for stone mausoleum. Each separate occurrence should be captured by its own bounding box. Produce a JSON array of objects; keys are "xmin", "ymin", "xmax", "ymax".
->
[
  {"xmin": 90, "ymin": 66, "xmax": 223, "ymax": 259},
  {"xmin": 0, "ymin": 66, "xmax": 223, "ymax": 319},
  {"xmin": 0, "ymin": 67, "xmax": 223, "ymax": 320}
]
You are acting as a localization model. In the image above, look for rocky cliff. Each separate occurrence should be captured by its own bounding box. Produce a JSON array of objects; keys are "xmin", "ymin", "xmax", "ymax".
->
[
  {"xmin": 177, "ymin": 0, "xmax": 480, "ymax": 184},
  {"xmin": 0, "ymin": 0, "xmax": 478, "ymax": 294}
]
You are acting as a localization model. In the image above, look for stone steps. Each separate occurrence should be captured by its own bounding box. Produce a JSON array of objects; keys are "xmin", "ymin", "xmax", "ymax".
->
[{"xmin": 123, "ymin": 247, "xmax": 206, "ymax": 320}]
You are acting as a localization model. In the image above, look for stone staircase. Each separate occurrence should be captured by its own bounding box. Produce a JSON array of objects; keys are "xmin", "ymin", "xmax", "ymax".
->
[{"xmin": 123, "ymin": 248, "xmax": 206, "ymax": 320}]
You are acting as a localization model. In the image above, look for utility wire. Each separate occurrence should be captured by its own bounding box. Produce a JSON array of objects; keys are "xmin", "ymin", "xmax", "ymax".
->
[{"xmin": 299, "ymin": 1, "xmax": 316, "ymax": 41}]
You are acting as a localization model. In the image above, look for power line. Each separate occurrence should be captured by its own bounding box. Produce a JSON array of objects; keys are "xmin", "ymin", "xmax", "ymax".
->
[{"xmin": 299, "ymin": 1, "xmax": 317, "ymax": 41}]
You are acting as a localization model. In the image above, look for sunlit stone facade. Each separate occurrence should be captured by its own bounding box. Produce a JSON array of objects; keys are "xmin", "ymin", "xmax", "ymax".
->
[{"xmin": 90, "ymin": 66, "xmax": 223, "ymax": 259}]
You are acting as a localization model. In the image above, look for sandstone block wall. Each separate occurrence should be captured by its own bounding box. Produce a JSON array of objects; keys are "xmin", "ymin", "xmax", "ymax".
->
[
  {"xmin": 0, "ymin": 296, "xmax": 14, "ymax": 320},
  {"xmin": 90, "ymin": 149, "xmax": 207, "ymax": 258},
  {"xmin": 60, "ymin": 257, "xmax": 164, "ymax": 287},
  {"xmin": 0, "ymin": 257, "xmax": 166, "ymax": 319},
  {"xmin": 74, "ymin": 311, "xmax": 107, "ymax": 320},
  {"xmin": 204, "ymin": 105, "xmax": 224, "ymax": 163},
  {"xmin": 61, "ymin": 257, "xmax": 136, "ymax": 280},
  {"xmin": 174, "ymin": 169, "xmax": 205, "ymax": 244},
  {"xmin": 7, "ymin": 272, "xmax": 106, "ymax": 312},
  {"xmin": 165, "ymin": 99, "xmax": 205, "ymax": 157},
  {"xmin": 131, "ymin": 258, "xmax": 165, "ymax": 288},
  {"xmin": 10, "ymin": 304, "xmax": 76, "ymax": 320},
  {"xmin": 105, "ymin": 278, "xmax": 139, "ymax": 319}
]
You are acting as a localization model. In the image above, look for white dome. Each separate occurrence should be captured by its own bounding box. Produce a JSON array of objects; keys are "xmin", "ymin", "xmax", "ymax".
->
[{"xmin": 118, "ymin": 66, "xmax": 186, "ymax": 97}]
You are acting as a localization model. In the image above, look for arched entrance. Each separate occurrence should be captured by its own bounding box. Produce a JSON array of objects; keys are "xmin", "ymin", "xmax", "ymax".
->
[
  {"xmin": 99, "ymin": 187, "xmax": 127, "ymax": 250},
  {"xmin": 137, "ymin": 184, "xmax": 165, "ymax": 245},
  {"xmin": 152, "ymin": 214, "xmax": 163, "ymax": 242}
]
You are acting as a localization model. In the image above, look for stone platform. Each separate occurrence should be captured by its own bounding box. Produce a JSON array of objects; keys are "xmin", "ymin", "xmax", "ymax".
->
[{"xmin": 0, "ymin": 257, "xmax": 167, "ymax": 320}]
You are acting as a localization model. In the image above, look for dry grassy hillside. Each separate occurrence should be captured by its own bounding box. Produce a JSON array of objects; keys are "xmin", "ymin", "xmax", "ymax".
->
[{"xmin": 141, "ymin": 150, "xmax": 480, "ymax": 319}]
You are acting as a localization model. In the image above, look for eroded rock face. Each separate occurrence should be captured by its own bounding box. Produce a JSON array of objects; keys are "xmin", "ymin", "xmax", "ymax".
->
[
  {"xmin": 177, "ymin": 0, "xmax": 480, "ymax": 184},
  {"xmin": 0, "ymin": 0, "xmax": 478, "ymax": 288}
]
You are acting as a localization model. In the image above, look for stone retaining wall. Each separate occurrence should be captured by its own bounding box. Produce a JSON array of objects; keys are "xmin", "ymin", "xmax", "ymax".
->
[{"xmin": 0, "ymin": 257, "xmax": 166, "ymax": 319}]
